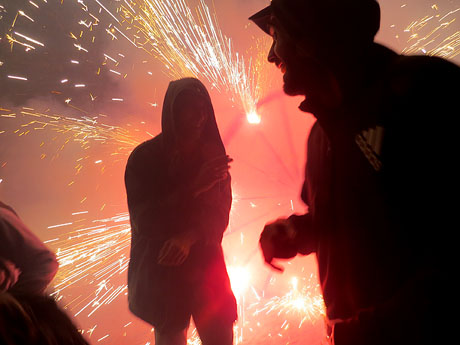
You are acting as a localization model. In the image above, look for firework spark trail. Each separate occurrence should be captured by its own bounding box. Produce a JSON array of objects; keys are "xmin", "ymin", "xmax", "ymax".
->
[
  {"xmin": 49, "ymin": 213, "xmax": 132, "ymax": 318},
  {"xmin": 1, "ymin": 108, "xmax": 139, "ymax": 146},
  {"xmin": 47, "ymin": 192, "xmax": 250, "ymax": 319},
  {"xmin": 1, "ymin": 0, "xmax": 141, "ymax": 111},
  {"xmin": 252, "ymin": 275, "xmax": 326, "ymax": 329},
  {"xmin": 402, "ymin": 6, "xmax": 460, "ymax": 59},
  {"xmin": 117, "ymin": 0, "xmax": 268, "ymax": 118},
  {"xmin": 47, "ymin": 210, "xmax": 326, "ymax": 341},
  {"xmin": 2, "ymin": 0, "xmax": 270, "ymax": 123},
  {"xmin": 0, "ymin": 106, "xmax": 144, "ymax": 178}
]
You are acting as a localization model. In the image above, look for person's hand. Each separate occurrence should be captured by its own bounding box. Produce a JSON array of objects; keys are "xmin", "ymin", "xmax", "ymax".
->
[
  {"xmin": 192, "ymin": 155, "xmax": 233, "ymax": 198},
  {"xmin": 0, "ymin": 259, "xmax": 20, "ymax": 292},
  {"xmin": 157, "ymin": 232, "xmax": 197, "ymax": 266},
  {"xmin": 259, "ymin": 218, "xmax": 298, "ymax": 272}
]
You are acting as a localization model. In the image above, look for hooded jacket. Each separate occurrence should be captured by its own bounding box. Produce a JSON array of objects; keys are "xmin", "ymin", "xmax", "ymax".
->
[
  {"xmin": 288, "ymin": 45, "xmax": 459, "ymax": 344},
  {"xmin": 125, "ymin": 78, "xmax": 236, "ymax": 327}
]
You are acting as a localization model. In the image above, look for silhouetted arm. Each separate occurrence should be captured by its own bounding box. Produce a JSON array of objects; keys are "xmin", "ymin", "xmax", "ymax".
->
[
  {"xmin": 0, "ymin": 257, "xmax": 20, "ymax": 291},
  {"xmin": 125, "ymin": 146, "xmax": 194, "ymax": 237},
  {"xmin": 286, "ymin": 121, "xmax": 328, "ymax": 256},
  {"xmin": 192, "ymin": 176, "xmax": 232, "ymax": 243},
  {"xmin": 286, "ymin": 213, "xmax": 316, "ymax": 255},
  {"xmin": 0, "ymin": 208, "xmax": 58, "ymax": 295}
]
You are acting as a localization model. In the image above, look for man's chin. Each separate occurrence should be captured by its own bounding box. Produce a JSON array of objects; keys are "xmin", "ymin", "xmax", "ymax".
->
[
  {"xmin": 282, "ymin": 74, "xmax": 304, "ymax": 96},
  {"xmin": 283, "ymin": 82, "xmax": 304, "ymax": 96}
]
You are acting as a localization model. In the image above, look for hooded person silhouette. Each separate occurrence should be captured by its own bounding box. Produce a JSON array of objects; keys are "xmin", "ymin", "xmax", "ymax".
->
[
  {"xmin": 250, "ymin": 1, "xmax": 459, "ymax": 344},
  {"xmin": 125, "ymin": 78, "xmax": 237, "ymax": 345}
]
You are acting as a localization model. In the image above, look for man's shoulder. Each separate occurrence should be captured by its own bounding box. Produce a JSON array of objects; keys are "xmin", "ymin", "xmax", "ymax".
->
[
  {"xmin": 389, "ymin": 54, "xmax": 459, "ymax": 94},
  {"xmin": 392, "ymin": 54, "xmax": 459, "ymax": 73},
  {"xmin": 128, "ymin": 135, "xmax": 163, "ymax": 162},
  {"xmin": 381, "ymin": 55, "xmax": 458, "ymax": 145}
]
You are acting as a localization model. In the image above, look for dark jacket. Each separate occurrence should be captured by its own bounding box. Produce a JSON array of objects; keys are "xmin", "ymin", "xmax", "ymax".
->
[
  {"xmin": 125, "ymin": 78, "xmax": 236, "ymax": 327},
  {"xmin": 289, "ymin": 44, "xmax": 459, "ymax": 344}
]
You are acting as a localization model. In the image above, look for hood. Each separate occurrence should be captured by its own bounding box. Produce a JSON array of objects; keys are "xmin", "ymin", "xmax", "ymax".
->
[{"xmin": 161, "ymin": 77, "xmax": 226, "ymax": 159}]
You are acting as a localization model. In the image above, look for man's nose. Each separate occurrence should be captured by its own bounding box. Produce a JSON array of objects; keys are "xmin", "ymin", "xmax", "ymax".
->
[{"xmin": 267, "ymin": 41, "xmax": 277, "ymax": 64}]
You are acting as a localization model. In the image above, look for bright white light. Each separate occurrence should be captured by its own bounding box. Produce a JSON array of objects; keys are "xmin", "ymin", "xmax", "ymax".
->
[
  {"xmin": 13, "ymin": 31, "xmax": 44, "ymax": 46},
  {"xmin": 7, "ymin": 75, "xmax": 27, "ymax": 81},
  {"xmin": 228, "ymin": 266, "xmax": 250, "ymax": 297},
  {"xmin": 246, "ymin": 111, "xmax": 261, "ymax": 124}
]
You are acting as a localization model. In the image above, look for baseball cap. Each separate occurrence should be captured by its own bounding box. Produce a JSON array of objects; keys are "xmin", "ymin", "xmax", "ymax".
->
[
  {"xmin": 248, "ymin": 5, "xmax": 272, "ymax": 35},
  {"xmin": 249, "ymin": 0, "xmax": 380, "ymax": 43}
]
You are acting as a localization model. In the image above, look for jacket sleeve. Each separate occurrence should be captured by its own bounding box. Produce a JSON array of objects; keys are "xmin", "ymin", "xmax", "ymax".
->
[
  {"xmin": 287, "ymin": 212, "xmax": 315, "ymax": 255},
  {"xmin": 125, "ymin": 146, "xmax": 194, "ymax": 237},
  {"xmin": 286, "ymin": 121, "xmax": 330, "ymax": 256},
  {"xmin": 0, "ymin": 209, "xmax": 59, "ymax": 295},
  {"xmin": 287, "ymin": 168, "xmax": 316, "ymax": 256},
  {"xmin": 191, "ymin": 176, "xmax": 232, "ymax": 243}
]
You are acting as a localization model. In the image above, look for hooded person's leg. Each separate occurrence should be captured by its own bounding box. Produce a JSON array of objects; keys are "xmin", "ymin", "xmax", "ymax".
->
[
  {"xmin": 193, "ymin": 315, "xmax": 234, "ymax": 345},
  {"xmin": 191, "ymin": 256, "xmax": 237, "ymax": 345},
  {"xmin": 154, "ymin": 327, "xmax": 188, "ymax": 345},
  {"xmin": 153, "ymin": 304, "xmax": 191, "ymax": 345}
]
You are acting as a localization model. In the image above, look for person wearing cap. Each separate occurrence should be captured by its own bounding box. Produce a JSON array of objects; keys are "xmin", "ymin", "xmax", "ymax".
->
[{"xmin": 250, "ymin": 1, "xmax": 459, "ymax": 344}]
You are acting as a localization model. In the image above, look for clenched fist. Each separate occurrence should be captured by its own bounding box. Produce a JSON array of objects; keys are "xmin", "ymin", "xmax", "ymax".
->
[{"xmin": 259, "ymin": 218, "xmax": 298, "ymax": 272}]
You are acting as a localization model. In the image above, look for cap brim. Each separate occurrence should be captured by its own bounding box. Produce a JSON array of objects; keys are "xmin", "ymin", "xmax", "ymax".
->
[{"xmin": 249, "ymin": 6, "xmax": 272, "ymax": 35}]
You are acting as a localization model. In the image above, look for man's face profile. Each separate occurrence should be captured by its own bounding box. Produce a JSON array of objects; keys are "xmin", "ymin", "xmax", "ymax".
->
[
  {"xmin": 266, "ymin": 15, "xmax": 332, "ymax": 100},
  {"xmin": 267, "ymin": 20, "xmax": 305, "ymax": 96}
]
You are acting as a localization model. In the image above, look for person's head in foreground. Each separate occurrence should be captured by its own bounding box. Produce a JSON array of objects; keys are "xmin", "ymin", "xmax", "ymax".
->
[{"xmin": 249, "ymin": 0, "xmax": 381, "ymax": 105}]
